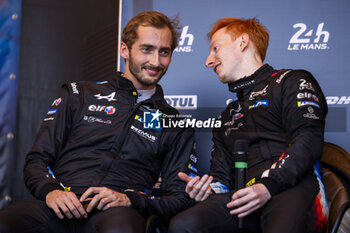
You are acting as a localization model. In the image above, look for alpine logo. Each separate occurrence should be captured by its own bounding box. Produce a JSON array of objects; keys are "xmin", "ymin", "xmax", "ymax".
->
[
  {"xmin": 249, "ymin": 85, "xmax": 268, "ymax": 100},
  {"xmin": 94, "ymin": 92, "xmax": 117, "ymax": 102},
  {"xmin": 174, "ymin": 26, "xmax": 194, "ymax": 53},
  {"xmin": 288, "ymin": 22, "xmax": 329, "ymax": 51}
]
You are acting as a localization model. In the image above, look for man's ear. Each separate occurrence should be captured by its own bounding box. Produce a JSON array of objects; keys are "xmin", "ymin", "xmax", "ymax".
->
[
  {"xmin": 120, "ymin": 41, "xmax": 129, "ymax": 60},
  {"xmin": 239, "ymin": 33, "xmax": 250, "ymax": 52}
]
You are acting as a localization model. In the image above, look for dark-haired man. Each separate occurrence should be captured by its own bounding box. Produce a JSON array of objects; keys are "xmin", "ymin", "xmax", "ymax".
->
[{"xmin": 0, "ymin": 11, "xmax": 197, "ymax": 233}]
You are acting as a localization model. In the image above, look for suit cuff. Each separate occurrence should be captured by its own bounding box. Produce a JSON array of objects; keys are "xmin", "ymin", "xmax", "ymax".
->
[
  {"xmin": 256, "ymin": 177, "xmax": 280, "ymax": 196},
  {"xmin": 124, "ymin": 189, "xmax": 146, "ymax": 211},
  {"xmin": 40, "ymin": 183, "xmax": 65, "ymax": 200}
]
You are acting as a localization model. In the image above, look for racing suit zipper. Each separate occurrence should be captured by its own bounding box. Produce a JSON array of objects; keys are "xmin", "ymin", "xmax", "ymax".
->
[{"xmin": 95, "ymin": 93, "xmax": 141, "ymax": 185}]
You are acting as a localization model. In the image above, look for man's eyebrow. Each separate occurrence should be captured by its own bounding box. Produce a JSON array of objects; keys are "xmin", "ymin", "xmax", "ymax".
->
[
  {"xmin": 209, "ymin": 42, "xmax": 215, "ymax": 49},
  {"xmin": 139, "ymin": 44, "xmax": 156, "ymax": 49},
  {"xmin": 209, "ymin": 40, "xmax": 220, "ymax": 48},
  {"xmin": 159, "ymin": 46, "xmax": 171, "ymax": 51},
  {"xmin": 139, "ymin": 44, "xmax": 171, "ymax": 50}
]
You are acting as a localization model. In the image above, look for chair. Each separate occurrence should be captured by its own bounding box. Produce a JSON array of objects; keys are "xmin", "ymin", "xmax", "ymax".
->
[
  {"xmin": 321, "ymin": 142, "xmax": 350, "ymax": 233},
  {"xmin": 146, "ymin": 215, "xmax": 168, "ymax": 233},
  {"xmin": 322, "ymin": 142, "xmax": 350, "ymax": 179},
  {"xmin": 332, "ymin": 201, "xmax": 350, "ymax": 233}
]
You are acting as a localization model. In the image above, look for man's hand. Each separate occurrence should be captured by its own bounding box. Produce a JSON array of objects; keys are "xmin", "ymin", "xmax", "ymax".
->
[
  {"xmin": 226, "ymin": 183, "xmax": 271, "ymax": 218},
  {"xmin": 178, "ymin": 172, "xmax": 213, "ymax": 202},
  {"xmin": 46, "ymin": 190, "xmax": 88, "ymax": 219},
  {"xmin": 80, "ymin": 187, "xmax": 131, "ymax": 213}
]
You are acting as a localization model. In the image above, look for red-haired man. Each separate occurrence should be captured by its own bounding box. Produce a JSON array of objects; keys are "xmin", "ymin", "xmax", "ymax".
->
[{"xmin": 170, "ymin": 18, "xmax": 328, "ymax": 233}]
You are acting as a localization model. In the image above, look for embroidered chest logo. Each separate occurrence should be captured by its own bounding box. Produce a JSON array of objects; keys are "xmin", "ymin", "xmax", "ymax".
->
[
  {"xmin": 94, "ymin": 92, "xmax": 117, "ymax": 102},
  {"xmin": 224, "ymin": 103, "xmax": 244, "ymax": 136},
  {"xmin": 88, "ymin": 105, "xmax": 116, "ymax": 115},
  {"xmin": 299, "ymin": 79, "xmax": 315, "ymax": 92},
  {"xmin": 249, "ymin": 85, "xmax": 268, "ymax": 100},
  {"xmin": 248, "ymin": 100, "xmax": 268, "ymax": 110},
  {"xmin": 275, "ymin": 70, "xmax": 291, "ymax": 84}
]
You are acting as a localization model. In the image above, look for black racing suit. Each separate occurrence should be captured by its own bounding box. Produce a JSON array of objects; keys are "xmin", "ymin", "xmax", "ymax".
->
[
  {"xmin": 0, "ymin": 73, "xmax": 198, "ymax": 232},
  {"xmin": 210, "ymin": 64, "xmax": 327, "ymax": 196},
  {"xmin": 169, "ymin": 64, "xmax": 328, "ymax": 233}
]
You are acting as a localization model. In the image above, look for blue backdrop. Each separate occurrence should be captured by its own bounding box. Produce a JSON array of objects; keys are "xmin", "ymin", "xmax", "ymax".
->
[
  {"xmin": 0, "ymin": 0, "xmax": 21, "ymax": 206},
  {"xmin": 121, "ymin": 0, "xmax": 350, "ymax": 173}
]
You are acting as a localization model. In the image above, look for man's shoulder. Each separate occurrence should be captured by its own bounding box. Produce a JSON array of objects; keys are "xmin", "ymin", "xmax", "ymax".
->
[
  {"xmin": 263, "ymin": 68, "xmax": 321, "ymax": 96},
  {"xmin": 63, "ymin": 79, "xmax": 116, "ymax": 96},
  {"xmin": 269, "ymin": 68, "xmax": 315, "ymax": 84}
]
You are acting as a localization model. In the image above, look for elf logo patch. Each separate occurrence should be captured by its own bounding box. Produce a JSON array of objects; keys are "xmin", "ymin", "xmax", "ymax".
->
[{"xmin": 88, "ymin": 105, "xmax": 116, "ymax": 115}]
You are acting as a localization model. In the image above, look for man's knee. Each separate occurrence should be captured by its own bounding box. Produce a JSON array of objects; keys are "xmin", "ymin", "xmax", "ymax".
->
[
  {"xmin": 168, "ymin": 210, "xmax": 201, "ymax": 233},
  {"xmin": 99, "ymin": 226, "xmax": 143, "ymax": 233},
  {"xmin": 89, "ymin": 207, "xmax": 146, "ymax": 233}
]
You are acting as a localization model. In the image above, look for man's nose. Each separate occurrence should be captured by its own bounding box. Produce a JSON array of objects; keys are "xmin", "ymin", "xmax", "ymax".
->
[
  {"xmin": 205, "ymin": 54, "xmax": 214, "ymax": 68},
  {"xmin": 149, "ymin": 52, "xmax": 160, "ymax": 66}
]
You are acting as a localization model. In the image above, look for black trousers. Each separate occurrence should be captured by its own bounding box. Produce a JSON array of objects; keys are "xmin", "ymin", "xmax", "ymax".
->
[
  {"xmin": 0, "ymin": 200, "xmax": 146, "ymax": 233},
  {"xmin": 169, "ymin": 174, "xmax": 326, "ymax": 233}
]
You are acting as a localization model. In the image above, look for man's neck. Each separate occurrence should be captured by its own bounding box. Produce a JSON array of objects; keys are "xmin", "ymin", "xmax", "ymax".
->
[
  {"xmin": 236, "ymin": 55, "xmax": 263, "ymax": 81},
  {"xmin": 121, "ymin": 71, "xmax": 156, "ymax": 90},
  {"xmin": 137, "ymin": 88, "xmax": 156, "ymax": 103}
]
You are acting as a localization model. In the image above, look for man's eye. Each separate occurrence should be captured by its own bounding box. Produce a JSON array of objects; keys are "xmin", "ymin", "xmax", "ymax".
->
[
  {"xmin": 141, "ymin": 47, "xmax": 151, "ymax": 53},
  {"xmin": 160, "ymin": 50, "xmax": 170, "ymax": 56}
]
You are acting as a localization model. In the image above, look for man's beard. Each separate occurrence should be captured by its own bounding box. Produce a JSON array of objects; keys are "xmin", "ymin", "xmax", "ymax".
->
[{"xmin": 128, "ymin": 55, "xmax": 167, "ymax": 87}]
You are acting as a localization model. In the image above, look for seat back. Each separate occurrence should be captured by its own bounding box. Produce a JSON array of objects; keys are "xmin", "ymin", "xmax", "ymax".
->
[
  {"xmin": 321, "ymin": 142, "xmax": 350, "ymax": 178},
  {"xmin": 322, "ymin": 168, "xmax": 349, "ymax": 232},
  {"xmin": 321, "ymin": 142, "xmax": 350, "ymax": 233},
  {"xmin": 331, "ymin": 202, "xmax": 350, "ymax": 233}
]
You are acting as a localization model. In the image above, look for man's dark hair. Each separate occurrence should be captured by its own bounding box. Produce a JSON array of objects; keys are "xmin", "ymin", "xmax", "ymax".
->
[{"xmin": 122, "ymin": 11, "xmax": 180, "ymax": 51}]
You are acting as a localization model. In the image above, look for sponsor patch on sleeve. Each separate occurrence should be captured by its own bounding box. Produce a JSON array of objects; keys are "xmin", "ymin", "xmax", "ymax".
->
[
  {"xmin": 210, "ymin": 182, "xmax": 229, "ymax": 193},
  {"xmin": 297, "ymin": 101, "xmax": 320, "ymax": 108}
]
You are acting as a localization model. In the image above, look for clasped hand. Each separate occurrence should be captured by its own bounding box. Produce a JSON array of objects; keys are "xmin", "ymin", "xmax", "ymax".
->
[
  {"xmin": 226, "ymin": 184, "xmax": 271, "ymax": 218},
  {"xmin": 178, "ymin": 172, "xmax": 271, "ymax": 217},
  {"xmin": 46, "ymin": 187, "xmax": 131, "ymax": 219}
]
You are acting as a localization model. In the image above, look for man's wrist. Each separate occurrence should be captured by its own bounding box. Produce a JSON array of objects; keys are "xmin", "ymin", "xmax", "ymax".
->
[
  {"xmin": 41, "ymin": 183, "xmax": 65, "ymax": 201},
  {"xmin": 124, "ymin": 189, "xmax": 145, "ymax": 210},
  {"xmin": 256, "ymin": 178, "xmax": 279, "ymax": 196}
]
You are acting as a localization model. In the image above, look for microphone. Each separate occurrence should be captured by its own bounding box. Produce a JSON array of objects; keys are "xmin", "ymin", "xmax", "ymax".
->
[{"xmin": 234, "ymin": 139, "xmax": 248, "ymax": 230}]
